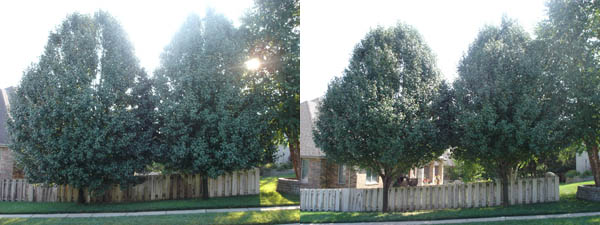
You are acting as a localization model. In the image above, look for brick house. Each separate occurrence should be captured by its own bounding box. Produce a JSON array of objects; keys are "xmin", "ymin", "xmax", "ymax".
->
[
  {"xmin": 0, "ymin": 87, "xmax": 22, "ymax": 179},
  {"xmin": 300, "ymin": 98, "xmax": 450, "ymax": 189}
]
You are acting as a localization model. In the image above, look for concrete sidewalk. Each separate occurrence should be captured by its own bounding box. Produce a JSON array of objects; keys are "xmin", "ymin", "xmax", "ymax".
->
[
  {"xmin": 303, "ymin": 211, "xmax": 600, "ymax": 225},
  {"xmin": 0, "ymin": 205, "xmax": 299, "ymax": 218}
]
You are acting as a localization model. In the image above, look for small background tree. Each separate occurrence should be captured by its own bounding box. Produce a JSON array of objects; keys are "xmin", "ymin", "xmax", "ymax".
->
[{"xmin": 313, "ymin": 23, "xmax": 449, "ymax": 212}]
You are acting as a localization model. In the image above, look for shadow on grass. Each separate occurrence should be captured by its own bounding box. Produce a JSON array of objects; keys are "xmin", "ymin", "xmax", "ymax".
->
[
  {"xmin": 0, "ymin": 210, "xmax": 300, "ymax": 225},
  {"xmin": 301, "ymin": 199, "xmax": 600, "ymax": 223}
]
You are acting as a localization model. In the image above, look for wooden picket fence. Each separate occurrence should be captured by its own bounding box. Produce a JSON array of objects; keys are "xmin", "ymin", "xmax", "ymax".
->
[
  {"xmin": 301, "ymin": 174, "xmax": 560, "ymax": 212},
  {"xmin": 0, "ymin": 168, "xmax": 260, "ymax": 203}
]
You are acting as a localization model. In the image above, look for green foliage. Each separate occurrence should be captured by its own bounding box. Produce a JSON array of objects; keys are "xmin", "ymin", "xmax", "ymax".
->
[
  {"xmin": 153, "ymin": 11, "xmax": 273, "ymax": 178},
  {"xmin": 241, "ymin": 0, "xmax": 300, "ymax": 178},
  {"xmin": 313, "ymin": 23, "xmax": 450, "ymax": 212},
  {"xmin": 7, "ymin": 12, "xmax": 153, "ymax": 195},
  {"xmin": 566, "ymin": 170, "xmax": 579, "ymax": 178},
  {"xmin": 537, "ymin": 0, "xmax": 600, "ymax": 185},
  {"xmin": 519, "ymin": 146, "xmax": 575, "ymax": 178},
  {"xmin": 447, "ymin": 159, "xmax": 487, "ymax": 183},
  {"xmin": 452, "ymin": 18, "xmax": 568, "ymax": 205},
  {"xmin": 453, "ymin": 18, "xmax": 567, "ymax": 179},
  {"xmin": 583, "ymin": 170, "xmax": 593, "ymax": 177}
]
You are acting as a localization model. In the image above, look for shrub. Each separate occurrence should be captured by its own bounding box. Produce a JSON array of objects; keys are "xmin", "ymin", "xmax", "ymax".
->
[
  {"xmin": 566, "ymin": 170, "xmax": 579, "ymax": 178},
  {"xmin": 583, "ymin": 170, "xmax": 593, "ymax": 177},
  {"xmin": 278, "ymin": 162, "xmax": 293, "ymax": 170},
  {"xmin": 447, "ymin": 159, "xmax": 488, "ymax": 183}
]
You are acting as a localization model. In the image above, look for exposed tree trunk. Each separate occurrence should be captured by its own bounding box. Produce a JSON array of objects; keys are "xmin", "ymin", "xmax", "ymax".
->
[
  {"xmin": 202, "ymin": 176, "xmax": 209, "ymax": 199},
  {"xmin": 289, "ymin": 138, "xmax": 301, "ymax": 179},
  {"xmin": 500, "ymin": 170, "xmax": 510, "ymax": 207},
  {"xmin": 381, "ymin": 175, "xmax": 393, "ymax": 212},
  {"xmin": 585, "ymin": 140, "xmax": 600, "ymax": 187},
  {"xmin": 78, "ymin": 188, "xmax": 86, "ymax": 204}
]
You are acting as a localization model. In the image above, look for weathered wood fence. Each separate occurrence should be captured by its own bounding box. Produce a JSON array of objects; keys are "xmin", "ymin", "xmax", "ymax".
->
[
  {"xmin": 301, "ymin": 174, "xmax": 559, "ymax": 212},
  {"xmin": 0, "ymin": 168, "xmax": 260, "ymax": 203}
]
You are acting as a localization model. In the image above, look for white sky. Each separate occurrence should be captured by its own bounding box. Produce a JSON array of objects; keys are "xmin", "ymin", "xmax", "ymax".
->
[
  {"xmin": 300, "ymin": 0, "xmax": 548, "ymax": 102},
  {"xmin": 0, "ymin": 0, "xmax": 252, "ymax": 89}
]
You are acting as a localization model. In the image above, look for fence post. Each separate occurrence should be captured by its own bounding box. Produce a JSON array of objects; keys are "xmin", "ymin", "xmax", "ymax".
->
[
  {"xmin": 534, "ymin": 178, "xmax": 539, "ymax": 204},
  {"xmin": 311, "ymin": 189, "xmax": 317, "ymax": 211},
  {"xmin": 232, "ymin": 171, "xmax": 238, "ymax": 196},
  {"xmin": 377, "ymin": 188, "xmax": 383, "ymax": 211},
  {"xmin": 299, "ymin": 189, "xmax": 304, "ymax": 210},
  {"xmin": 487, "ymin": 182, "xmax": 493, "ymax": 207},
  {"xmin": 415, "ymin": 186, "xmax": 421, "ymax": 210},
  {"xmin": 255, "ymin": 168, "xmax": 260, "ymax": 195},
  {"xmin": 341, "ymin": 188, "xmax": 349, "ymax": 212},
  {"xmin": 460, "ymin": 183, "xmax": 466, "ymax": 208},
  {"xmin": 555, "ymin": 174, "xmax": 560, "ymax": 201},
  {"xmin": 403, "ymin": 187, "xmax": 409, "ymax": 211},
  {"xmin": 526, "ymin": 179, "xmax": 531, "ymax": 204}
]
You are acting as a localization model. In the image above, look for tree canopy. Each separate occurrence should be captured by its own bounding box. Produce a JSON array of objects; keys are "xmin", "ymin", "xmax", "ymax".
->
[
  {"xmin": 537, "ymin": 0, "xmax": 600, "ymax": 186},
  {"xmin": 241, "ymin": 0, "xmax": 301, "ymax": 178},
  {"xmin": 452, "ymin": 18, "xmax": 568, "ymax": 205},
  {"xmin": 7, "ymin": 11, "xmax": 154, "ymax": 201},
  {"xmin": 313, "ymin": 23, "xmax": 449, "ymax": 212},
  {"xmin": 153, "ymin": 11, "xmax": 273, "ymax": 196}
]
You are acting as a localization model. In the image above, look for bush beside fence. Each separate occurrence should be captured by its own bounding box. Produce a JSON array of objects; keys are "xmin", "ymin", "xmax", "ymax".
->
[
  {"xmin": 0, "ymin": 168, "xmax": 260, "ymax": 203},
  {"xmin": 301, "ymin": 173, "xmax": 559, "ymax": 212}
]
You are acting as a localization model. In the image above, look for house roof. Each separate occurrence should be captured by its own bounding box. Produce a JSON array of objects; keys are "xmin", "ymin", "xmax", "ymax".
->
[
  {"xmin": 0, "ymin": 87, "xmax": 13, "ymax": 146},
  {"xmin": 300, "ymin": 98, "xmax": 326, "ymax": 158}
]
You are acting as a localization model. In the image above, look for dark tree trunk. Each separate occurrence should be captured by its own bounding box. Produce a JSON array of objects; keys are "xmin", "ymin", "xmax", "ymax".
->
[
  {"xmin": 500, "ymin": 170, "xmax": 510, "ymax": 207},
  {"xmin": 289, "ymin": 138, "xmax": 301, "ymax": 179},
  {"xmin": 585, "ymin": 140, "xmax": 600, "ymax": 187},
  {"xmin": 78, "ymin": 188, "xmax": 86, "ymax": 204},
  {"xmin": 202, "ymin": 176, "xmax": 209, "ymax": 199},
  {"xmin": 381, "ymin": 175, "xmax": 392, "ymax": 212}
]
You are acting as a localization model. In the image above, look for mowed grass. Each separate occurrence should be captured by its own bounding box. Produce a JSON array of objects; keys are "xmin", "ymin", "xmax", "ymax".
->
[
  {"xmin": 458, "ymin": 215, "xmax": 600, "ymax": 224},
  {"xmin": 0, "ymin": 209, "xmax": 299, "ymax": 225},
  {"xmin": 301, "ymin": 180, "xmax": 600, "ymax": 223},
  {"xmin": 0, "ymin": 173, "xmax": 299, "ymax": 214}
]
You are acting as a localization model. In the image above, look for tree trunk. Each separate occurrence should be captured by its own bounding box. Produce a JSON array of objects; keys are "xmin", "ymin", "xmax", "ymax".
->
[
  {"xmin": 381, "ymin": 176, "xmax": 392, "ymax": 212},
  {"xmin": 500, "ymin": 171, "xmax": 510, "ymax": 207},
  {"xmin": 78, "ymin": 188, "xmax": 86, "ymax": 204},
  {"xmin": 289, "ymin": 138, "xmax": 301, "ymax": 179},
  {"xmin": 202, "ymin": 176, "xmax": 209, "ymax": 199},
  {"xmin": 585, "ymin": 140, "xmax": 600, "ymax": 187}
]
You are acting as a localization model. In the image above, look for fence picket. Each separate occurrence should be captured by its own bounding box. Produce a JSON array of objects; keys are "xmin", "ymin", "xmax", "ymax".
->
[
  {"xmin": 300, "ymin": 175, "xmax": 559, "ymax": 212},
  {"xmin": 0, "ymin": 170, "xmax": 258, "ymax": 203}
]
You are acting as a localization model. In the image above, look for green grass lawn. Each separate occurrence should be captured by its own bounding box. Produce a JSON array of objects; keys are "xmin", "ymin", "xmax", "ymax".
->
[
  {"xmin": 301, "ymin": 180, "xmax": 600, "ymax": 223},
  {"xmin": 0, "ymin": 173, "xmax": 299, "ymax": 214},
  {"xmin": 0, "ymin": 209, "xmax": 299, "ymax": 225},
  {"xmin": 458, "ymin": 215, "xmax": 600, "ymax": 224}
]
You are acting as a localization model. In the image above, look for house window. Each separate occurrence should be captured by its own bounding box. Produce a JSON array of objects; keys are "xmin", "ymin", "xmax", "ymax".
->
[
  {"xmin": 301, "ymin": 159, "xmax": 309, "ymax": 183},
  {"xmin": 338, "ymin": 164, "xmax": 346, "ymax": 184},
  {"xmin": 366, "ymin": 169, "xmax": 378, "ymax": 184}
]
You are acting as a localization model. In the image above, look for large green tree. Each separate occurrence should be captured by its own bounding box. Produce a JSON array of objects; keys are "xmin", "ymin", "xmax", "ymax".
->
[
  {"xmin": 313, "ymin": 23, "xmax": 449, "ymax": 212},
  {"xmin": 537, "ymin": 0, "xmax": 600, "ymax": 186},
  {"xmin": 241, "ymin": 0, "xmax": 300, "ymax": 178},
  {"xmin": 153, "ymin": 11, "xmax": 273, "ymax": 199},
  {"xmin": 452, "ymin": 18, "xmax": 567, "ymax": 206},
  {"xmin": 7, "ymin": 12, "xmax": 154, "ymax": 203}
]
